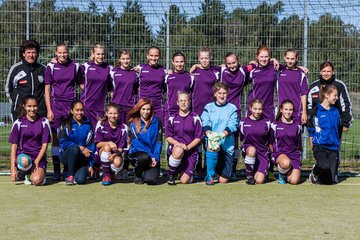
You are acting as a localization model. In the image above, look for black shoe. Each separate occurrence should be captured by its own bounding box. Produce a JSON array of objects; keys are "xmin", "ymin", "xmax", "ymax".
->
[
  {"xmin": 134, "ymin": 177, "xmax": 144, "ymax": 184},
  {"xmin": 245, "ymin": 177, "xmax": 256, "ymax": 185},
  {"xmin": 52, "ymin": 170, "xmax": 61, "ymax": 181},
  {"xmin": 17, "ymin": 171, "xmax": 25, "ymax": 181},
  {"xmin": 309, "ymin": 171, "xmax": 320, "ymax": 184},
  {"xmin": 167, "ymin": 175, "xmax": 176, "ymax": 185}
]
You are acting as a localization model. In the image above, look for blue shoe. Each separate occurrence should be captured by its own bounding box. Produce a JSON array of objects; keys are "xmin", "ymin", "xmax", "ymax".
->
[
  {"xmin": 205, "ymin": 175, "xmax": 215, "ymax": 186},
  {"xmin": 278, "ymin": 173, "xmax": 286, "ymax": 184},
  {"xmin": 102, "ymin": 176, "xmax": 111, "ymax": 186}
]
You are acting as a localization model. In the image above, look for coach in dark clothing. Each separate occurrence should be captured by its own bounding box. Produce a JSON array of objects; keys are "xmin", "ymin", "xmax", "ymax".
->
[
  {"xmin": 5, "ymin": 40, "xmax": 46, "ymax": 121},
  {"xmin": 307, "ymin": 61, "xmax": 352, "ymax": 132}
]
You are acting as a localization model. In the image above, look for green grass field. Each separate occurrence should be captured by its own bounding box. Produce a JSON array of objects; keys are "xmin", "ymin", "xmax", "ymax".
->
[{"xmin": 1, "ymin": 176, "xmax": 360, "ymax": 240}]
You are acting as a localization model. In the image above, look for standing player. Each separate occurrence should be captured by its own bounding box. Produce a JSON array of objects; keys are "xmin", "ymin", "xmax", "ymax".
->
[
  {"xmin": 58, "ymin": 100, "xmax": 95, "ymax": 185},
  {"xmin": 164, "ymin": 52, "xmax": 194, "ymax": 123},
  {"xmin": 201, "ymin": 82, "xmax": 238, "ymax": 185},
  {"xmin": 9, "ymin": 95, "xmax": 51, "ymax": 186},
  {"xmin": 166, "ymin": 92, "xmax": 202, "ymax": 185},
  {"xmin": 307, "ymin": 85, "xmax": 341, "ymax": 185},
  {"xmin": 270, "ymin": 100, "xmax": 302, "ymax": 185},
  {"xmin": 240, "ymin": 99, "xmax": 271, "ymax": 185},
  {"xmin": 5, "ymin": 40, "xmax": 46, "ymax": 120},
  {"xmin": 79, "ymin": 44, "xmax": 113, "ymax": 128},
  {"xmin": 127, "ymin": 98, "xmax": 162, "ymax": 185},
  {"xmin": 137, "ymin": 46, "xmax": 167, "ymax": 125},
  {"xmin": 94, "ymin": 103, "xmax": 128, "ymax": 186},
  {"xmin": 110, "ymin": 49, "xmax": 138, "ymax": 124},
  {"xmin": 277, "ymin": 48, "xmax": 308, "ymax": 124},
  {"xmin": 44, "ymin": 43, "xmax": 81, "ymax": 181}
]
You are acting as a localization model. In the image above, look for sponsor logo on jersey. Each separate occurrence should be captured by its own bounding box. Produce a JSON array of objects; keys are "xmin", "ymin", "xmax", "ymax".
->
[
  {"xmin": 142, "ymin": 70, "xmax": 149, "ymax": 73},
  {"xmin": 89, "ymin": 68, "xmax": 96, "ymax": 70},
  {"xmin": 21, "ymin": 124, "xmax": 28, "ymax": 128},
  {"xmin": 168, "ymin": 77, "xmax": 175, "ymax": 79},
  {"xmin": 320, "ymin": 115, "xmax": 326, "ymax": 118},
  {"xmin": 174, "ymin": 121, "xmax": 180, "ymax": 124},
  {"xmin": 115, "ymin": 74, "xmax": 122, "ymax": 76},
  {"xmin": 280, "ymin": 74, "xmax": 287, "ymax": 76},
  {"xmin": 101, "ymin": 131, "xmax": 108, "ymax": 134},
  {"xmin": 244, "ymin": 124, "xmax": 252, "ymax": 127},
  {"xmin": 54, "ymin": 67, "xmax": 61, "ymax": 70},
  {"xmin": 277, "ymin": 127, "xmax": 284, "ymax": 130},
  {"xmin": 19, "ymin": 79, "xmax": 27, "ymax": 85},
  {"xmin": 254, "ymin": 70, "xmax": 261, "ymax": 73}
]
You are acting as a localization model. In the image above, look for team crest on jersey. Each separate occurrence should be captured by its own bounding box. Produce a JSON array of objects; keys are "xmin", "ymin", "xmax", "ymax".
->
[
  {"xmin": 312, "ymin": 94, "xmax": 319, "ymax": 98},
  {"xmin": 38, "ymin": 76, "xmax": 44, "ymax": 83}
]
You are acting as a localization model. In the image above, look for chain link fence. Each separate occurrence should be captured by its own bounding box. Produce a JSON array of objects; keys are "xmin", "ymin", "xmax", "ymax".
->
[{"xmin": 1, "ymin": 0, "xmax": 359, "ymax": 173}]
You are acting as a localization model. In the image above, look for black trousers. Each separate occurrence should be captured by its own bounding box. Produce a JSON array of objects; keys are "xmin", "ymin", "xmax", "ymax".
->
[
  {"xmin": 127, "ymin": 151, "xmax": 160, "ymax": 185},
  {"xmin": 313, "ymin": 145, "xmax": 338, "ymax": 184}
]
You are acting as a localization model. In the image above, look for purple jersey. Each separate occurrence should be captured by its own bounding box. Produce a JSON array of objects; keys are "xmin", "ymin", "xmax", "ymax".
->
[
  {"xmin": 247, "ymin": 63, "xmax": 279, "ymax": 120},
  {"xmin": 192, "ymin": 66, "xmax": 220, "ymax": 115},
  {"xmin": 79, "ymin": 61, "xmax": 113, "ymax": 113},
  {"xmin": 94, "ymin": 120, "xmax": 128, "ymax": 151},
  {"xmin": 277, "ymin": 67, "xmax": 308, "ymax": 116},
  {"xmin": 240, "ymin": 116, "xmax": 271, "ymax": 152},
  {"xmin": 44, "ymin": 59, "xmax": 80, "ymax": 102},
  {"xmin": 166, "ymin": 112, "xmax": 202, "ymax": 146},
  {"xmin": 9, "ymin": 116, "xmax": 51, "ymax": 160},
  {"xmin": 270, "ymin": 120, "xmax": 302, "ymax": 155},
  {"xmin": 220, "ymin": 65, "xmax": 250, "ymax": 111},
  {"xmin": 138, "ymin": 64, "xmax": 166, "ymax": 109},
  {"xmin": 165, "ymin": 71, "xmax": 194, "ymax": 116},
  {"xmin": 111, "ymin": 66, "xmax": 138, "ymax": 110}
]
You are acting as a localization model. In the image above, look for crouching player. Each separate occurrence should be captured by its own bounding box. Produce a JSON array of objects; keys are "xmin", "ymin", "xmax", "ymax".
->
[
  {"xmin": 9, "ymin": 95, "xmax": 51, "ymax": 186},
  {"xmin": 201, "ymin": 82, "xmax": 239, "ymax": 185},
  {"xmin": 166, "ymin": 92, "xmax": 202, "ymax": 185},
  {"xmin": 270, "ymin": 100, "xmax": 302, "ymax": 185},
  {"xmin": 94, "ymin": 103, "xmax": 128, "ymax": 186},
  {"xmin": 307, "ymin": 85, "xmax": 341, "ymax": 185},
  {"xmin": 240, "ymin": 99, "xmax": 271, "ymax": 185}
]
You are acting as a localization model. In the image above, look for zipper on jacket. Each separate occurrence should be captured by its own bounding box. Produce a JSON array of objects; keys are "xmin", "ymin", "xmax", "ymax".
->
[
  {"xmin": 31, "ymin": 72, "xmax": 34, "ymax": 95},
  {"xmin": 13, "ymin": 94, "xmax": 19, "ymax": 110}
]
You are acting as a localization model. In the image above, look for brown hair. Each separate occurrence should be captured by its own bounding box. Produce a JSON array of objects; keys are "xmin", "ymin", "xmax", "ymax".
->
[
  {"xmin": 116, "ymin": 49, "xmax": 131, "ymax": 67},
  {"xmin": 147, "ymin": 46, "xmax": 161, "ymax": 56},
  {"xmin": 320, "ymin": 61, "xmax": 335, "ymax": 71},
  {"xmin": 128, "ymin": 98, "xmax": 154, "ymax": 133},
  {"xmin": 224, "ymin": 52, "xmax": 238, "ymax": 62},
  {"xmin": 19, "ymin": 40, "xmax": 40, "ymax": 59},
  {"xmin": 55, "ymin": 42, "xmax": 69, "ymax": 52},
  {"xmin": 18, "ymin": 95, "xmax": 38, "ymax": 119},
  {"xmin": 319, "ymin": 84, "xmax": 338, "ymax": 103},
  {"xmin": 99, "ymin": 103, "xmax": 120, "ymax": 125},
  {"xmin": 249, "ymin": 98, "xmax": 263, "ymax": 108},
  {"xmin": 256, "ymin": 45, "xmax": 271, "ymax": 57},
  {"xmin": 284, "ymin": 48, "xmax": 299, "ymax": 58},
  {"xmin": 276, "ymin": 99, "xmax": 294, "ymax": 121},
  {"xmin": 198, "ymin": 47, "xmax": 212, "ymax": 59},
  {"xmin": 212, "ymin": 82, "xmax": 229, "ymax": 94}
]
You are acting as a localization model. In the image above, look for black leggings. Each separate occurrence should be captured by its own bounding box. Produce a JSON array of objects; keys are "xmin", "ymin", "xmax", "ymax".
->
[
  {"xmin": 127, "ymin": 151, "xmax": 160, "ymax": 185},
  {"xmin": 313, "ymin": 145, "xmax": 338, "ymax": 184}
]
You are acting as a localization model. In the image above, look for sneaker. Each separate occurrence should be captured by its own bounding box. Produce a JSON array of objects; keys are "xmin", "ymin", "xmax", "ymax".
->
[
  {"xmin": 230, "ymin": 171, "xmax": 237, "ymax": 181},
  {"xmin": 205, "ymin": 176, "xmax": 215, "ymax": 186},
  {"xmin": 278, "ymin": 173, "xmax": 286, "ymax": 184},
  {"xmin": 17, "ymin": 171, "xmax": 25, "ymax": 181},
  {"xmin": 24, "ymin": 174, "xmax": 32, "ymax": 185},
  {"xmin": 52, "ymin": 170, "xmax": 61, "ymax": 181},
  {"xmin": 268, "ymin": 171, "xmax": 276, "ymax": 181},
  {"xmin": 121, "ymin": 170, "xmax": 129, "ymax": 180},
  {"xmin": 41, "ymin": 177, "xmax": 47, "ymax": 186},
  {"xmin": 309, "ymin": 171, "xmax": 320, "ymax": 184},
  {"xmin": 167, "ymin": 175, "xmax": 176, "ymax": 185},
  {"xmin": 134, "ymin": 177, "xmax": 144, "ymax": 184},
  {"xmin": 102, "ymin": 176, "xmax": 112, "ymax": 186},
  {"xmin": 245, "ymin": 177, "xmax": 256, "ymax": 185},
  {"xmin": 66, "ymin": 175, "xmax": 76, "ymax": 185}
]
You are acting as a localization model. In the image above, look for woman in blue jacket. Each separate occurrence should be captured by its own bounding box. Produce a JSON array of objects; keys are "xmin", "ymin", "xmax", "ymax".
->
[
  {"xmin": 127, "ymin": 98, "xmax": 162, "ymax": 185},
  {"xmin": 58, "ymin": 100, "xmax": 95, "ymax": 185},
  {"xmin": 307, "ymin": 84, "xmax": 341, "ymax": 184}
]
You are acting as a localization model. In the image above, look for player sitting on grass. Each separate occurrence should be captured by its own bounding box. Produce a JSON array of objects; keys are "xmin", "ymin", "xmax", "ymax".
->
[
  {"xmin": 270, "ymin": 100, "xmax": 302, "ymax": 185},
  {"xmin": 58, "ymin": 100, "xmax": 95, "ymax": 185},
  {"xmin": 94, "ymin": 103, "xmax": 128, "ymax": 186},
  {"xmin": 165, "ymin": 92, "xmax": 202, "ymax": 185},
  {"xmin": 307, "ymin": 85, "xmax": 341, "ymax": 185},
  {"xmin": 201, "ymin": 82, "xmax": 239, "ymax": 185},
  {"xmin": 240, "ymin": 99, "xmax": 271, "ymax": 185},
  {"xmin": 9, "ymin": 95, "xmax": 51, "ymax": 186}
]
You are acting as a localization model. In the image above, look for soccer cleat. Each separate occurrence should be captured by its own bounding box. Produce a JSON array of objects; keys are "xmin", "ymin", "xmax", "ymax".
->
[
  {"xmin": 205, "ymin": 176, "xmax": 215, "ymax": 186},
  {"xmin": 309, "ymin": 171, "xmax": 320, "ymax": 184},
  {"xmin": 24, "ymin": 174, "xmax": 32, "ymax": 185},
  {"xmin": 167, "ymin": 175, "xmax": 176, "ymax": 185},
  {"xmin": 102, "ymin": 176, "xmax": 112, "ymax": 186},
  {"xmin": 278, "ymin": 174, "xmax": 286, "ymax": 184},
  {"xmin": 66, "ymin": 175, "xmax": 75, "ymax": 185},
  {"xmin": 17, "ymin": 171, "xmax": 25, "ymax": 181},
  {"xmin": 52, "ymin": 170, "xmax": 61, "ymax": 181},
  {"xmin": 268, "ymin": 171, "xmax": 276, "ymax": 181},
  {"xmin": 134, "ymin": 177, "xmax": 144, "ymax": 184},
  {"xmin": 245, "ymin": 177, "xmax": 256, "ymax": 185}
]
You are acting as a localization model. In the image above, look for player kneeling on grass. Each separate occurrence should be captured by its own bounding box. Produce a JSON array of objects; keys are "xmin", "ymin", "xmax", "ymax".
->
[
  {"xmin": 239, "ymin": 99, "xmax": 271, "ymax": 185},
  {"xmin": 270, "ymin": 100, "xmax": 302, "ymax": 185},
  {"xmin": 201, "ymin": 82, "xmax": 239, "ymax": 185},
  {"xmin": 94, "ymin": 103, "xmax": 128, "ymax": 186},
  {"xmin": 9, "ymin": 95, "xmax": 51, "ymax": 186},
  {"xmin": 307, "ymin": 85, "xmax": 341, "ymax": 185},
  {"xmin": 166, "ymin": 92, "xmax": 202, "ymax": 185},
  {"xmin": 58, "ymin": 100, "xmax": 95, "ymax": 185}
]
